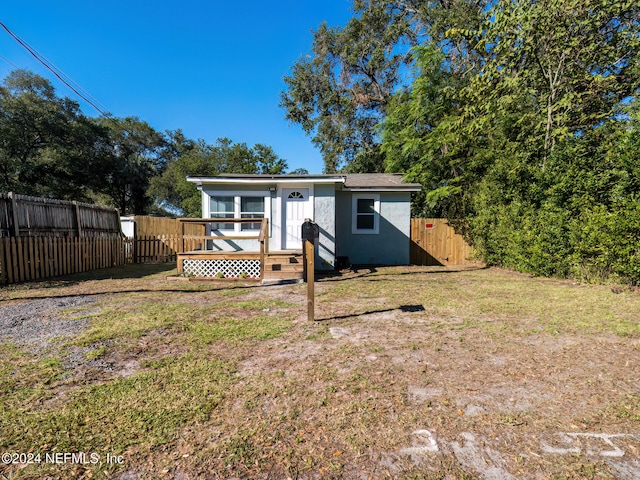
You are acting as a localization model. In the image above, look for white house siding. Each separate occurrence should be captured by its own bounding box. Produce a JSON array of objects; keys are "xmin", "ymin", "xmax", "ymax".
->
[
  {"xmin": 200, "ymin": 184, "xmax": 272, "ymax": 252},
  {"xmin": 120, "ymin": 216, "xmax": 135, "ymax": 239}
]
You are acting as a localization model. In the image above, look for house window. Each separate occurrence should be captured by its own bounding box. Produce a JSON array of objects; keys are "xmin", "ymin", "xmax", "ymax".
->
[
  {"xmin": 352, "ymin": 194, "xmax": 380, "ymax": 234},
  {"xmin": 210, "ymin": 196, "xmax": 234, "ymax": 230},
  {"xmin": 241, "ymin": 197, "xmax": 265, "ymax": 231},
  {"xmin": 209, "ymin": 193, "xmax": 268, "ymax": 233},
  {"xmin": 288, "ymin": 191, "xmax": 304, "ymax": 199}
]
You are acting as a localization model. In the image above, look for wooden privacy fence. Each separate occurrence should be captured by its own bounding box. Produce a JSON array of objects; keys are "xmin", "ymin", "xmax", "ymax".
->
[
  {"xmin": 410, "ymin": 218, "xmax": 476, "ymax": 266},
  {"xmin": 128, "ymin": 215, "xmax": 205, "ymax": 238},
  {"xmin": 123, "ymin": 216, "xmax": 206, "ymax": 263},
  {"xmin": 0, "ymin": 192, "xmax": 121, "ymax": 237},
  {"xmin": 0, "ymin": 192, "xmax": 125, "ymax": 285},
  {"xmin": 0, "ymin": 235, "xmax": 128, "ymax": 285},
  {"xmin": 133, "ymin": 235, "xmax": 204, "ymax": 263}
]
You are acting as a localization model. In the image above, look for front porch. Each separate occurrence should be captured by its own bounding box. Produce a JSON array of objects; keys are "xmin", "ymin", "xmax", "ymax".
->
[
  {"xmin": 177, "ymin": 250, "xmax": 303, "ymax": 281},
  {"xmin": 175, "ymin": 218, "xmax": 304, "ymax": 281}
]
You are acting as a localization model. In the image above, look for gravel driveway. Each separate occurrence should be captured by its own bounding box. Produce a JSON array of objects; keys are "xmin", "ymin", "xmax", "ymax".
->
[{"xmin": 0, "ymin": 296, "xmax": 96, "ymax": 352}]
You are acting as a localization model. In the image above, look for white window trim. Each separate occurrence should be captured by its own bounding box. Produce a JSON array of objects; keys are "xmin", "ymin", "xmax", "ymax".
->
[
  {"xmin": 206, "ymin": 190, "xmax": 271, "ymax": 236},
  {"xmin": 352, "ymin": 193, "xmax": 380, "ymax": 234}
]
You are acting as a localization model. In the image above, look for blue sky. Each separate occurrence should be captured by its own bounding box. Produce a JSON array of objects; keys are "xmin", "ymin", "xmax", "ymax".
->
[{"xmin": 1, "ymin": 1, "xmax": 355, "ymax": 173}]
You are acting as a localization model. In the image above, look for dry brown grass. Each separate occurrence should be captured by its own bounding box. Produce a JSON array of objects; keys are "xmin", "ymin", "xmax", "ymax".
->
[{"xmin": 0, "ymin": 264, "xmax": 639, "ymax": 479}]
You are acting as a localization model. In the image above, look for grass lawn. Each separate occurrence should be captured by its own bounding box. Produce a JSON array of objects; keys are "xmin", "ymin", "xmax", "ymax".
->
[{"xmin": 0, "ymin": 264, "xmax": 639, "ymax": 479}]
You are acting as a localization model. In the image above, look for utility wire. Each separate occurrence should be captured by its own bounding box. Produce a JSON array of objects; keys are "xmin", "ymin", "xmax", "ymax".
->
[
  {"xmin": 14, "ymin": 32, "xmax": 112, "ymax": 115},
  {"xmin": 0, "ymin": 53, "xmax": 20, "ymax": 70},
  {"xmin": 0, "ymin": 20, "xmax": 113, "ymax": 120}
]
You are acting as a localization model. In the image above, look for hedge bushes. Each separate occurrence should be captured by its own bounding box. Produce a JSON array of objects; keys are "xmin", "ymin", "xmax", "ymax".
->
[{"xmin": 469, "ymin": 120, "xmax": 640, "ymax": 285}]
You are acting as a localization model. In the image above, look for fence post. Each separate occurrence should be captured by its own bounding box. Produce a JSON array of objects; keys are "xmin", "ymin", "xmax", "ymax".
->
[
  {"xmin": 16, "ymin": 237, "xmax": 24, "ymax": 282},
  {"xmin": 33, "ymin": 237, "xmax": 41, "ymax": 280},
  {"xmin": 8, "ymin": 192, "xmax": 19, "ymax": 237},
  {"xmin": 305, "ymin": 238, "xmax": 315, "ymax": 322},
  {"xmin": 9, "ymin": 237, "xmax": 17, "ymax": 283},
  {"xmin": 73, "ymin": 201, "xmax": 83, "ymax": 237},
  {"xmin": 0, "ymin": 237, "xmax": 6, "ymax": 285}
]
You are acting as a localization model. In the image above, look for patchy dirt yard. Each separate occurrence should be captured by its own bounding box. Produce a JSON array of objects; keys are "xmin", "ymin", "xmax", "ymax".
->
[{"xmin": 0, "ymin": 264, "xmax": 639, "ymax": 479}]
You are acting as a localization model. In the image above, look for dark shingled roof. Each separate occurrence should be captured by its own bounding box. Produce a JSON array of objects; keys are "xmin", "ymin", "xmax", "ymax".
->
[
  {"xmin": 342, "ymin": 173, "xmax": 421, "ymax": 190},
  {"xmin": 188, "ymin": 173, "xmax": 421, "ymax": 191}
]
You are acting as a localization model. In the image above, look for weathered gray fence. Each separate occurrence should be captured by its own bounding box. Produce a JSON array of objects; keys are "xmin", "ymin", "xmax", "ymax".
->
[
  {"xmin": 0, "ymin": 192, "xmax": 126, "ymax": 285},
  {"xmin": 0, "ymin": 192, "xmax": 121, "ymax": 237}
]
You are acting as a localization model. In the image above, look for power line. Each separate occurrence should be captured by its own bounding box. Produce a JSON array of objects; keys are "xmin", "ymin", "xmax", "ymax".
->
[
  {"xmin": 0, "ymin": 53, "xmax": 20, "ymax": 70},
  {"xmin": 0, "ymin": 20, "xmax": 113, "ymax": 119}
]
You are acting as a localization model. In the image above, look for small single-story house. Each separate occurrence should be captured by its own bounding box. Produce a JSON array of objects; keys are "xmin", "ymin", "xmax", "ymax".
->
[
  {"xmin": 185, "ymin": 173, "xmax": 421, "ymax": 272},
  {"xmin": 187, "ymin": 173, "xmax": 421, "ymax": 270}
]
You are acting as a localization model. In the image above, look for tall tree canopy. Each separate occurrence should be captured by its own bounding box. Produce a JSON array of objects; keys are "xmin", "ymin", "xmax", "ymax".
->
[
  {"xmin": 280, "ymin": 0, "xmax": 490, "ymax": 173},
  {"xmin": 94, "ymin": 116, "xmax": 168, "ymax": 215},
  {"xmin": 280, "ymin": 1, "xmax": 415, "ymax": 173},
  {"xmin": 149, "ymin": 137, "xmax": 288, "ymax": 217},
  {"xmin": 0, "ymin": 70, "xmax": 167, "ymax": 213},
  {"xmin": 0, "ymin": 70, "xmax": 107, "ymax": 200},
  {"xmin": 0, "ymin": 69, "xmax": 288, "ymax": 216},
  {"xmin": 385, "ymin": 0, "xmax": 640, "ymax": 282},
  {"xmin": 287, "ymin": 0, "xmax": 640, "ymax": 283}
]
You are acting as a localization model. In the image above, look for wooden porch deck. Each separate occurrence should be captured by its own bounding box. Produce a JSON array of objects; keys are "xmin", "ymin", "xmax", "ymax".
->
[
  {"xmin": 177, "ymin": 250, "xmax": 304, "ymax": 281},
  {"xmin": 175, "ymin": 218, "xmax": 305, "ymax": 281}
]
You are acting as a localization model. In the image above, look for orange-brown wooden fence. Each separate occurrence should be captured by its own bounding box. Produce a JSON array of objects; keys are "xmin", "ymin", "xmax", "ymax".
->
[
  {"xmin": 1, "ymin": 214, "xmax": 479, "ymax": 285},
  {"xmin": 0, "ymin": 227, "xmax": 207, "ymax": 285},
  {"xmin": 410, "ymin": 218, "xmax": 476, "ymax": 266},
  {"xmin": 0, "ymin": 236, "xmax": 128, "ymax": 285},
  {"xmin": 130, "ymin": 215, "xmax": 205, "ymax": 238},
  {"xmin": 133, "ymin": 235, "xmax": 204, "ymax": 264},
  {"xmin": 124, "ymin": 216, "xmax": 206, "ymax": 263}
]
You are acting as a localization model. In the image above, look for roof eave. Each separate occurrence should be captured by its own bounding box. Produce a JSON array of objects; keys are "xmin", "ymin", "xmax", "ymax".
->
[
  {"xmin": 186, "ymin": 176, "xmax": 345, "ymax": 186},
  {"xmin": 341, "ymin": 186, "xmax": 422, "ymax": 192}
]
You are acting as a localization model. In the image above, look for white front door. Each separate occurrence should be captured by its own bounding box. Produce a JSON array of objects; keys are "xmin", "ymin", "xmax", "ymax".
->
[{"xmin": 283, "ymin": 188, "xmax": 310, "ymax": 250}]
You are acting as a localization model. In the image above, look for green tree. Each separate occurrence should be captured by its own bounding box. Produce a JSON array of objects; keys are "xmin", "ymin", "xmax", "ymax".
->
[
  {"xmin": 0, "ymin": 70, "xmax": 105, "ymax": 200},
  {"xmin": 280, "ymin": 1, "xmax": 416, "ymax": 173},
  {"xmin": 469, "ymin": 0, "xmax": 640, "ymax": 166},
  {"xmin": 380, "ymin": 0, "xmax": 639, "ymax": 283},
  {"xmin": 149, "ymin": 138, "xmax": 287, "ymax": 217},
  {"xmin": 281, "ymin": 0, "xmax": 490, "ymax": 174},
  {"xmin": 463, "ymin": 0, "xmax": 640, "ymax": 281},
  {"xmin": 382, "ymin": 45, "xmax": 475, "ymax": 218},
  {"xmin": 94, "ymin": 117, "xmax": 167, "ymax": 215}
]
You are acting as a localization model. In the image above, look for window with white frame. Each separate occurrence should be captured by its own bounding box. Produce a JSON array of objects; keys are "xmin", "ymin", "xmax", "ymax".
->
[
  {"xmin": 352, "ymin": 194, "xmax": 380, "ymax": 234},
  {"xmin": 210, "ymin": 196, "xmax": 234, "ymax": 230},
  {"xmin": 209, "ymin": 193, "xmax": 268, "ymax": 233},
  {"xmin": 240, "ymin": 197, "xmax": 265, "ymax": 231}
]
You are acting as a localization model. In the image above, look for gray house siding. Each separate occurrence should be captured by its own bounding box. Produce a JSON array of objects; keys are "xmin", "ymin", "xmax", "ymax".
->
[
  {"xmin": 335, "ymin": 191, "xmax": 412, "ymax": 265},
  {"xmin": 313, "ymin": 183, "xmax": 336, "ymax": 270}
]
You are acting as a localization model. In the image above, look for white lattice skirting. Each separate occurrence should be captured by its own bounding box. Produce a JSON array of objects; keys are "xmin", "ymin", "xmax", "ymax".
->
[{"xmin": 182, "ymin": 259, "xmax": 261, "ymax": 279}]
